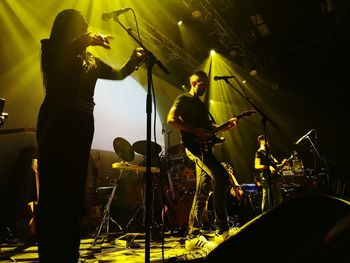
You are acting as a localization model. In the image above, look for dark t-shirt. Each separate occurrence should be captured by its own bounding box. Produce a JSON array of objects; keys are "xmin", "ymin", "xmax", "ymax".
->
[
  {"xmin": 255, "ymin": 149, "xmax": 279, "ymax": 180},
  {"xmin": 172, "ymin": 93, "xmax": 212, "ymax": 150}
]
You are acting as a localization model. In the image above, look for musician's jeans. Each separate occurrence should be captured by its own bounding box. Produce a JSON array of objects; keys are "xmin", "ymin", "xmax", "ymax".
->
[
  {"xmin": 185, "ymin": 148, "xmax": 230, "ymax": 236},
  {"xmin": 260, "ymin": 176, "xmax": 283, "ymax": 212}
]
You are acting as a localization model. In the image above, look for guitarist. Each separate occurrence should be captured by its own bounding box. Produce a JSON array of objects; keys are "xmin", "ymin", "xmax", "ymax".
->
[
  {"xmin": 167, "ymin": 70, "xmax": 238, "ymax": 248},
  {"xmin": 254, "ymin": 135, "xmax": 289, "ymax": 213}
]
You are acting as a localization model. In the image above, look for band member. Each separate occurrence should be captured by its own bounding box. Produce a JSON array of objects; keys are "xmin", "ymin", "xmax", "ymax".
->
[
  {"xmin": 36, "ymin": 9, "xmax": 145, "ymax": 262},
  {"xmin": 254, "ymin": 135, "xmax": 287, "ymax": 212},
  {"xmin": 167, "ymin": 70, "xmax": 237, "ymax": 249}
]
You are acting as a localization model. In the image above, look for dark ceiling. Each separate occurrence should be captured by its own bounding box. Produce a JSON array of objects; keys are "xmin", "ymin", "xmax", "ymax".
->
[
  {"xmin": 148, "ymin": 0, "xmax": 348, "ymax": 95},
  {"xmin": 150, "ymin": 0, "xmax": 349, "ymax": 175}
]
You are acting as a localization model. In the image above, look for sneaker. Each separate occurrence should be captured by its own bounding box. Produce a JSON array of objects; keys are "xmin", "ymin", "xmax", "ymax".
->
[
  {"xmin": 229, "ymin": 226, "xmax": 239, "ymax": 236},
  {"xmin": 185, "ymin": 235, "xmax": 215, "ymax": 250},
  {"xmin": 214, "ymin": 230, "xmax": 229, "ymax": 245},
  {"xmin": 214, "ymin": 227, "xmax": 239, "ymax": 245}
]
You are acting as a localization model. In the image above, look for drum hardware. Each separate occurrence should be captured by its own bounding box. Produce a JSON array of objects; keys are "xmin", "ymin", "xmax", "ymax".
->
[
  {"xmin": 111, "ymin": 162, "xmax": 160, "ymax": 173},
  {"xmin": 91, "ymin": 137, "xmax": 136, "ymax": 246},
  {"xmin": 111, "ymin": 161, "xmax": 161, "ymax": 234},
  {"xmin": 91, "ymin": 170, "xmax": 124, "ymax": 247},
  {"xmin": 167, "ymin": 144, "xmax": 185, "ymax": 157}
]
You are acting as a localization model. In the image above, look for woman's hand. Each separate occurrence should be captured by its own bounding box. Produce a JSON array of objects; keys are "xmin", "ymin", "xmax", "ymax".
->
[
  {"xmin": 131, "ymin": 47, "xmax": 146, "ymax": 66},
  {"xmin": 80, "ymin": 32, "xmax": 113, "ymax": 49},
  {"xmin": 90, "ymin": 33, "xmax": 113, "ymax": 49}
]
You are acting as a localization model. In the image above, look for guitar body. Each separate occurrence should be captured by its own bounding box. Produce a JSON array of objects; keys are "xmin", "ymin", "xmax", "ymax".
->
[
  {"xmin": 192, "ymin": 110, "xmax": 256, "ymax": 150},
  {"xmin": 259, "ymin": 154, "xmax": 295, "ymax": 183},
  {"xmin": 163, "ymin": 188, "xmax": 194, "ymax": 230},
  {"xmin": 222, "ymin": 162, "xmax": 244, "ymax": 204},
  {"xmin": 198, "ymin": 136, "xmax": 225, "ymax": 149}
]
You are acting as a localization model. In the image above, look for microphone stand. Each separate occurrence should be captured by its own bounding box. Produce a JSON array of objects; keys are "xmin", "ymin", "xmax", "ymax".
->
[
  {"xmin": 221, "ymin": 77, "xmax": 279, "ymax": 209},
  {"xmin": 304, "ymin": 136, "xmax": 322, "ymax": 170},
  {"xmin": 114, "ymin": 16, "xmax": 169, "ymax": 263},
  {"xmin": 304, "ymin": 135, "xmax": 329, "ymax": 186}
]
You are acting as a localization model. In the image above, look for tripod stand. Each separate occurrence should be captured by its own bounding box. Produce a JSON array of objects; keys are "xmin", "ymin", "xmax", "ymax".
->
[
  {"xmin": 91, "ymin": 170, "xmax": 124, "ymax": 247},
  {"xmin": 124, "ymin": 173, "xmax": 162, "ymax": 239}
]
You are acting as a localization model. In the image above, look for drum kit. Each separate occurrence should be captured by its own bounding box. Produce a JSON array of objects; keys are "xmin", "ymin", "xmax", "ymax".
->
[
  {"xmin": 92, "ymin": 136, "xmax": 196, "ymax": 239},
  {"xmin": 93, "ymin": 135, "xmax": 313, "ymax": 236}
]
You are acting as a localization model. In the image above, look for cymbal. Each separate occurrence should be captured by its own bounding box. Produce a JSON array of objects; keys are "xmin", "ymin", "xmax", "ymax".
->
[
  {"xmin": 113, "ymin": 137, "xmax": 135, "ymax": 162},
  {"xmin": 168, "ymin": 144, "xmax": 185, "ymax": 156},
  {"xmin": 132, "ymin": 140, "xmax": 162, "ymax": 156}
]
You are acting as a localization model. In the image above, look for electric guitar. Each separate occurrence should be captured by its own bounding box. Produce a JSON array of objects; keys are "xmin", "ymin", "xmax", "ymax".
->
[
  {"xmin": 192, "ymin": 110, "xmax": 256, "ymax": 149},
  {"xmin": 163, "ymin": 184, "xmax": 194, "ymax": 229},
  {"xmin": 270, "ymin": 153, "xmax": 295, "ymax": 176},
  {"xmin": 222, "ymin": 162, "xmax": 244, "ymax": 203},
  {"xmin": 28, "ymin": 158, "xmax": 39, "ymax": 236}
]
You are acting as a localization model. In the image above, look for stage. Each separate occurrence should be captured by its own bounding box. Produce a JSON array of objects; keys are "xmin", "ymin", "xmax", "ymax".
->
[
  {"xmin": 0, "ymin": 229, "xmax": 231, "ymax": 262},
  {"xmin": 2, "ymin": 193, "xmax": 350, "ymax": 263}
]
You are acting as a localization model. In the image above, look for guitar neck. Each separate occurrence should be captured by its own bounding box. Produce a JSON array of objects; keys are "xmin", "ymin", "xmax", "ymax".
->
[
  {"xmin": 212, "ymin": 120, "xmax": 232, "ymax": 135},
  {"xmin": 211, "ymin": 110, "xmax": 256, "ymax": 135},
  {"xmin": 0, "ymin": 127, "xmax": 36, "ymax": 135},
  {"xmin": 273, "ymin": 155, "xmax": 294, "ymax": 174}
]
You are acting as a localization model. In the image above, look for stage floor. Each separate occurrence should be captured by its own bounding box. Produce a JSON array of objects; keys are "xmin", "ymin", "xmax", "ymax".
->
[{"xmin": 0, "ymin": 229, "xmax": 233, "ymax": 263}]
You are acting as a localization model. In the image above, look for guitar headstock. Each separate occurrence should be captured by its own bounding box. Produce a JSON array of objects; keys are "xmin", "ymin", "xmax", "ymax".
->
[
  {"xmin": 281, "ymin": 153, "xmax": 297, "ymax": 166},
  {"xmin": 221, "ymin": 161, "xmax": 233, "ymax": 172},
  {"xmin": 233, "ymin": 110, "xmax": 257, "ymax": 121}
]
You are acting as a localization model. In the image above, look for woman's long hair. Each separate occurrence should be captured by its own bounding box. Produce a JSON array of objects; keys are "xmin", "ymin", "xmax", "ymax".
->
[{"xmin": 41, "ymin": 9, "xmax": 88, "ymax": 90}]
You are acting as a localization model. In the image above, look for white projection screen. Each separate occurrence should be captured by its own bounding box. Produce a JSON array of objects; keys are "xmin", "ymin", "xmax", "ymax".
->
[{"xmin": 91, "ymin": 77, "xmax": 165, "ymax": 154}]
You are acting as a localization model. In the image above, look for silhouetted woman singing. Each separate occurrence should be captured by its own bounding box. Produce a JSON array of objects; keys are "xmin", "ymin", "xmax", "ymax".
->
[{"xmin": 36, "ymin": 9, "xmax": 145, "ymax": 262}]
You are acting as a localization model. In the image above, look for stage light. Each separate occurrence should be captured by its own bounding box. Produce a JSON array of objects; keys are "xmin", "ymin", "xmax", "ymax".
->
[{"xmin": 250, "ymin": 69, "xmax": 258, "ymax": 76}]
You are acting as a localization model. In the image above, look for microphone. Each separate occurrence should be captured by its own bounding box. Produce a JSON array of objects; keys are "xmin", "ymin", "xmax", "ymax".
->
[
  {"xmin": 101, "ymin": 8, "xmax": 131, "ymax": 21},
  {"xmin": 213, "ymin": 76, "xmax": 235, "ymax": 81},
  {"xmin": 294, "ymin": 129, "xmax": 315, "ymax": 145}
]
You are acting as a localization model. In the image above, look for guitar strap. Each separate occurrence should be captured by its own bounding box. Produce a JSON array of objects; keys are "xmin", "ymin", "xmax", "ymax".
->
[
  {"xmin": 258, "ymin": 149, "xmax": 278, "ymax": 168},
  {"xmin": 206, "ymin": 108, "xmax": 216, "ymax": 124}
]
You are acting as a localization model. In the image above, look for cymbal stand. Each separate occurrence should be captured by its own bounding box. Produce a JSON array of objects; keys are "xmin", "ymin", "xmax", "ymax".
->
[
  {"xmin": 124, "ymin": 176, "xmax": 145, "ymax": 231},
  {"xmin": 124, "ymin": 169, "xmax": 162, "ymax": 238},
  {"xmin": 91, "ymin": 169, "xmax": 124, "ymax": 247}
]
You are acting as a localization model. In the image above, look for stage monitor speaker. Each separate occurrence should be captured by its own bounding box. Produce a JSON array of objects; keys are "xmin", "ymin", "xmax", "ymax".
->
[{"xmin": 205, "ymin": 193, "xmax": 350, "ymax": 262}]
